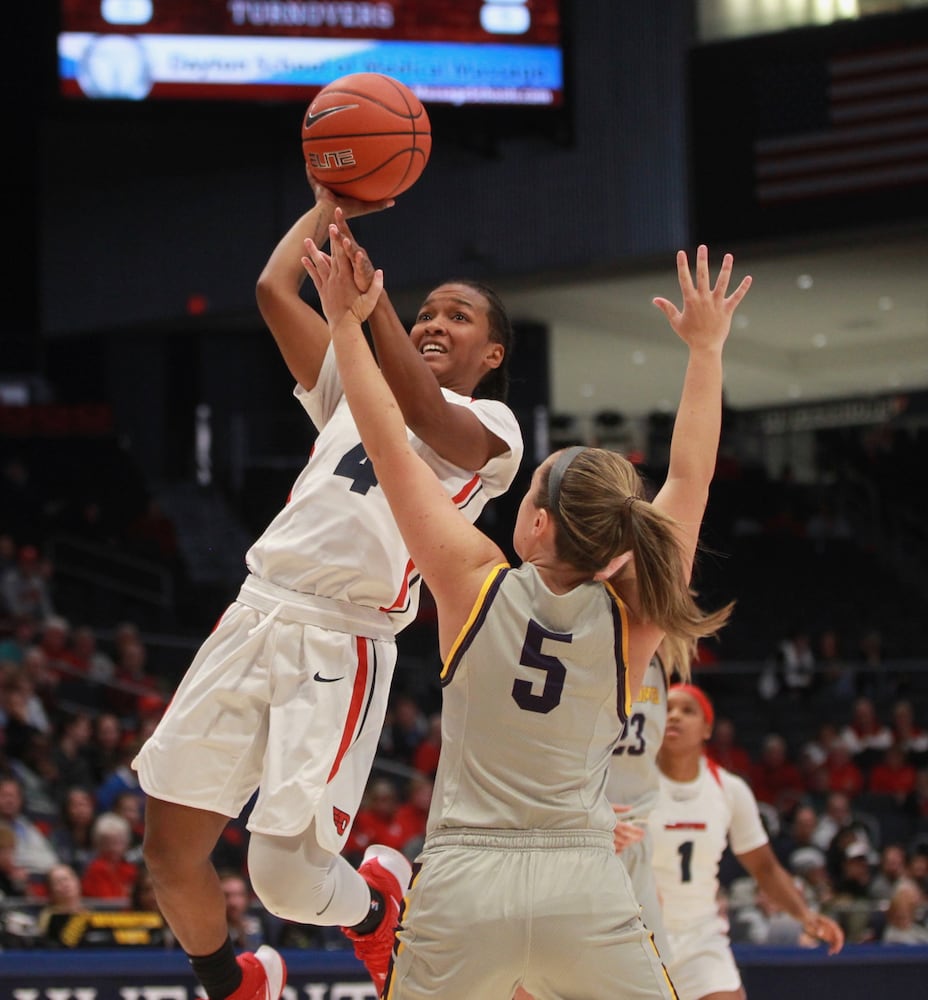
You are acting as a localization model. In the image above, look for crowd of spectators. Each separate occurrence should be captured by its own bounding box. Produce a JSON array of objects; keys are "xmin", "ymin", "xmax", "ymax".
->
[{"xmin": 707, "ymin": 684, "xmax": 928, "ymax": 945}]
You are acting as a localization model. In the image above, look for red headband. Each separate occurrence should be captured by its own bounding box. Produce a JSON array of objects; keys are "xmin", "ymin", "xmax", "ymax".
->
[{"xmin": 669, "ymin": 683, "xmax": 715, "ymax": 728}]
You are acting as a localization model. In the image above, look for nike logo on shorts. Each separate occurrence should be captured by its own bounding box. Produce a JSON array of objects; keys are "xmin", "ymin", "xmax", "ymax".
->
[
  {"xmin": 304, "ymin": 104, "xmax": 357, "ymax": 129},
  {"xmin": 313, "ymin": 671, "xmax": 344, "ymax": 683}
]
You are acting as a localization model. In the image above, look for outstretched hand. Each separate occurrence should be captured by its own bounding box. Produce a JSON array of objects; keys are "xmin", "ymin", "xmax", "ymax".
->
[
  {"xmin": 652, "ymin": 244, "xmax": 751, "ymax": 350},
  {"xmin": 302, "ymin": 225, "xmax": 383, "ymax": 329}
]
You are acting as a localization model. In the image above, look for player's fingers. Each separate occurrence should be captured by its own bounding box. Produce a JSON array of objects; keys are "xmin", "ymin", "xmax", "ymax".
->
[
  {"xmin": 695, "ymin": 244, "xmax": 710, "ymax": 289},
  {"xmin": 303, "ymin": 238, "xmax": 328, "ymax": 272},
  {"xmin": 725, "ymin": 274, "xmax": 753, "ymax": 310},
  {"xmin": 652, "ymin": 297, "xmax": 681, "ymax": 325},
  {"xmin": 675, "ymin": 249, "xmax": 694, "ymax": 295},
  {"xmin": 335, "ymin": 208, "xmax": 359, "ymax": 247},
  {"xmin": 713, "ymin": 252, "xmax": 734, "ymax": 298}
]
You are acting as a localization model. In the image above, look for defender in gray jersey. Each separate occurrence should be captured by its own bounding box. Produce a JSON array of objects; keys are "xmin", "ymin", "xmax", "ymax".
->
[
  {"xmin": 306, "ymin": 235, "xmax": 750, "ymax": 999},
  {"xmin": 607, "ymin": 654, "xmax": 673, "ymax": 961}
]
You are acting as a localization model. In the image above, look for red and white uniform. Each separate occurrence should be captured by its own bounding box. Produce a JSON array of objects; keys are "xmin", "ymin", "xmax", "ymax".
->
[
  {"xmin": 135, "ymin": 345, "xmax": 523, "ymax": 853},
  {"xmin": 649, "ymin": 756, "xmax": 768, "ymax": 1000}
]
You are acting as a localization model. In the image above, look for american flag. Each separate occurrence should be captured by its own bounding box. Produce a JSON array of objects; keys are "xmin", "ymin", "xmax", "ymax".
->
[{"xmin": 753, "ymin": 39, "xmax": 928, "ymax": 204}]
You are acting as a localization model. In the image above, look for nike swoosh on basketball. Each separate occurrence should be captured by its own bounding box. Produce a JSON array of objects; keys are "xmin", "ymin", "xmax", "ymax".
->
[
  {"xmin": 313, "ymin": 671, "xmax": 345, "ymax": 682},
  {"xmin": 304, "ymin": 103, "xmax": 358, "ymax": 129}
]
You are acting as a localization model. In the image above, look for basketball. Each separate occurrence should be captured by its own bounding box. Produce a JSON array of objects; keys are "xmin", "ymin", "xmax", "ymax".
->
[{"xmin": 302, "ymin": 73, "xmax": 431, "ymax": 202}]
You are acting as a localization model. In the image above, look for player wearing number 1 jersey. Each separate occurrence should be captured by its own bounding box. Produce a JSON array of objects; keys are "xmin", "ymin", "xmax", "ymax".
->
[
  {"xmin": 132, "ymin": 178, "xmax": 523, "ymax": 1000},
  {"xmin": 649, "ymin": 685, "xmax": 844, "ymax": 1000}
]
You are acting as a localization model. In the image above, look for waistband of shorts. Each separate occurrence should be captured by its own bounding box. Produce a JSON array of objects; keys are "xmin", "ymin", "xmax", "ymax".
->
[
  {"xmin": 237, "ymin": 575, "xmax": 396, "ymax": 642},
  {"xmin": 423, "ymin": 827, "xmax": 614, "ymax": 852}
]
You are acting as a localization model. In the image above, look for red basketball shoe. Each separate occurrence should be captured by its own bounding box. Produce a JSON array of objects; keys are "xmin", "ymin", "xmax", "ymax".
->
[
  {"xmin": 228, "ymin": 945, "xmax": 286, "ymax": 1000},
  {"xmin": 342, "ymin": 845, "xmax": 412, "ymax": 995}
]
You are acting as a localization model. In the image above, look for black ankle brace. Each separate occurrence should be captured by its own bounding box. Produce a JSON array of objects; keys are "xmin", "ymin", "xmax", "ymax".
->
[{"xmin": 350, "ymin": 887, "xmax": 386, "ymax": 936}]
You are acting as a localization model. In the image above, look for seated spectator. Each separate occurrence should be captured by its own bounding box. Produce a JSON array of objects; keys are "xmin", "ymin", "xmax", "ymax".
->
[
  {"xmin": 889, "ymin": 700, "xmax": 928, "ymax": 762},
  {"xmin": 0, "ymin": 821, "xmax": 28, "ymax": 899},
  {"xmin": 111, "ymin": 790, "xmax": 144, "ymax": 862},
  {"xmin": 824, "ymin": 839, "xmax": 881, "ymax": 944},
  {"xmin": 868, "ymin": 745, "xmax": 917, "ymax": 802},
  {"xmin": 839, "ymin": 697, "xmax": 893, "ymax": 765},
  {"xmin": 706, "ymin": 716, "xmax": 753, "ymax": 781},
  {"xmin": 379, "ymin": 693, "xmax": 428, "ymax": 768},
  {"xmin": 19, "ymin": 646, "xmax": 58, "ymax": 724},
  {"xmin": 8, "ymin": 729, "xmax": 60, "ymax": 823},
  {"xmin": 87, "ymin": 712, "xmax": 123, "ymax": 785},
  {"xmin": 80, "ymin": 812, "xmax": 138, "ymax": 901},
  {"xmin": 0, "ymin": 670, "xmax": 47, "ymax": 760},
  {"xmin": 95, "ymin": 739, "xmax": 145, "ymax": 814},
  {"xmin": 813, "ymin": 791, "xmax": 861, "ymax": 852},
  {"xmin": 870, "ymin": 843, "xmax": 910, "ymax": 905},
  {"xmin": 751, "ymin": 733, "xmax": 805, "ymax": 809},
  {"xmin": 766, "ymin": 625, "xmax": 817, "ymax": 699},
  {"xmin": 394, "ymin": 772, "xmax": 433, "ymax": 861},
  {"xmin": 37, "ymin": 863, "xmax": 87, "ymax": 944},
  {"xmin": 816, "ymin": 627, "xmax": 855, "ymax": 704},
  {"xmin": 0, "ymin": 613, "xmax": 39, "ymax": 667},
  {"xmin": 70, "ymin": 626, "xmax": 115, "ymax": 683},
  {"xmin": 789, "ymin": 847, "xmax": 834, "ymax": 910},
  {"xmin": 823, "ymin": 743, "xmax": 865, "ymax": 798},
  {"xmin": 771, "ymin": 803, "xmax": 821, "ymax": 868},
  {"xmin": 856, "ymin": 628, "xmax": 896, "ymax": 704},
  {"xmin": 411, "ymin": 712, "xmax": 442, "ymax": 778},
  {"xmin": 1, "ymin": 544, "xmax": 55, "ymax": 623},
  {"xmin": 130, "ymin": 863, "xmax": 175, "ymax": 948},
  {"xmin": 49, "ymin": 786, "xmax": 97, "ymax": 875},
  {"xmin": 905, "ymin": 845, "xmax": 928, "ymax": 897},
  {"xmin": 881, "ymin": 880, "xmax": 928, "ymax": 945},
  {"xmin": 105, "ymin": 638, "xmax": 165, "ymax": 728},
  {"xmin": 343, "ymin": 776, "xmax": 408, "ymax": 862},
  {"xmin": 37, "ymin": 616, "xmax": 81, "ymax": 680},
  {"xmin": 0, "ymin": 774, "xmax": 58, "ymax": 882},
  {"xmin": 52, "ymin": 712, "xmax": 96, "ymax": 792},
  {"xmin": 221, "ymin": 871, "xmax": 267, "ymax": 953}
]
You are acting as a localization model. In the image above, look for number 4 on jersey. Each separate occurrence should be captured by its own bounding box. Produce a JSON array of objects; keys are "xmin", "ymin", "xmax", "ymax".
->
[{"xmin": 334, "ymin": 443, "xmax": 379, "ymax": 494}]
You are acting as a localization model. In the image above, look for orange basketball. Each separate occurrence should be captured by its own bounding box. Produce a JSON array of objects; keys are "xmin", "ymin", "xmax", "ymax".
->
[{"xmin": 302, "ymin": 73, "xmax": 431, "ymax": 202}]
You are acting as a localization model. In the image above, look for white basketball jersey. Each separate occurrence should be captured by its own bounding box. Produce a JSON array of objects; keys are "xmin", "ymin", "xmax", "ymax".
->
[
  {"xmin": 428, "ymin": 563, "xmax": 632, "ymax": 835},
  {"xmin": 649, "ymin": 756, "xmax": 768, "ymax": 933},
  {"xmin": 605, "ymin": 655, "xmax": 668, "ymax": 822},
  {"xmin": 245, "ymin": 343, "xmax": 523, "ymax": 633}
]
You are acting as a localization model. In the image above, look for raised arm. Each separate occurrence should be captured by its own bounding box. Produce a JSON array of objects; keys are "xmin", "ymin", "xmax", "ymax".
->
[
  {"xmin": 651, "ymin": 245, "xmax": 751, "ymax": 576},
  {"xmin": 302, "ymin": 230, "xmax": 506, "ymax": 649},
  {"xmin": 254, "ymin": 175, "xmax": 393, "ymax": 391},
  {"xmin": 332, "ymin": 209, "xmax": 511, "ymax": 471}
]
